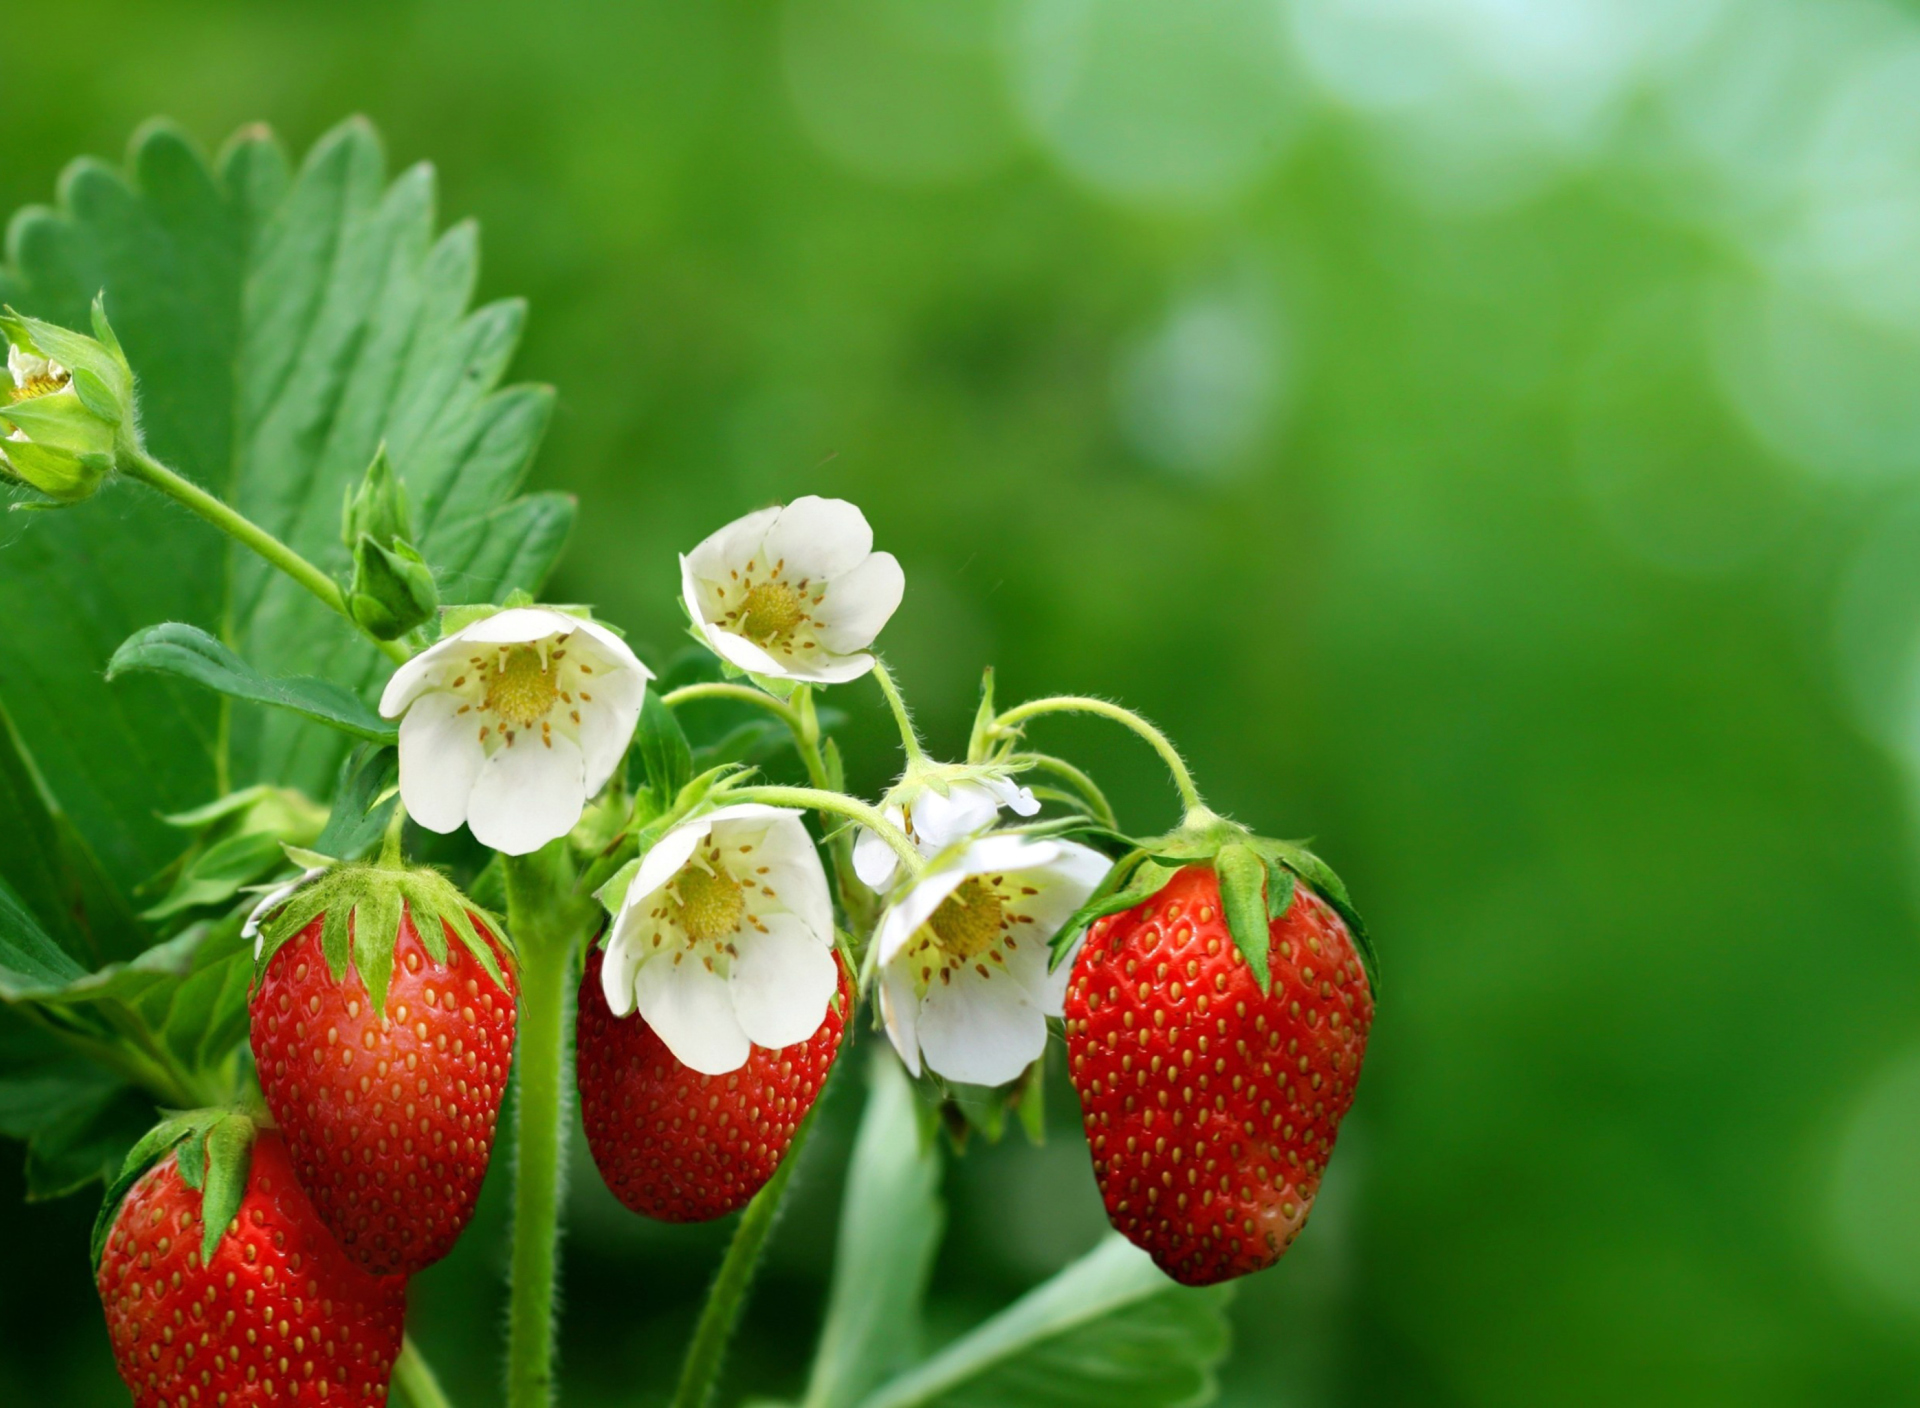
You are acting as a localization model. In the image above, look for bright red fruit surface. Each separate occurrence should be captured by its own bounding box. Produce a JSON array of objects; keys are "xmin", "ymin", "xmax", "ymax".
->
[
  {"xmin": 1064, "ymin": 864, "xmax": 1374, "ymax": 1286},
  {"xmin": 96, "ymin": 1130, "xmax": 407, "ymax": 1406},
  {"xmin": 250, "ymin": 905, "xmax": 516, "ymax": 1275},
  {"xmin": 576, "ymin": 946, "xmax": 850, "ymax": 1221}
]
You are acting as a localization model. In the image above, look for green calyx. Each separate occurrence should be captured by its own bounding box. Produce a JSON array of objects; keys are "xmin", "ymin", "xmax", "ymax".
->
[
  {"xmin": 251, "ymin": 861, "xmax": 512, "ymax": 1014},
  {"xmin": 90, "ymin": 1107, "xmax": 260, "ymax": 1275},
  {"xmin": 1048, "ymin": 808, "xmax": 1378, "ymax": 998},
  {"xmin": 341, "ymin": 445, "xmax": 439, "ymax": 638}
]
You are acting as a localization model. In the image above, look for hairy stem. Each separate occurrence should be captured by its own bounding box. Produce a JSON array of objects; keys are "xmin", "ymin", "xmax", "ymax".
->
[
  {"xmin": 120, "ymin": 447, "xmax": 409, "ymax": 664},
  {"xmin": 394, "ymin": 1336, "xmax": 455, "ymax": 1408},
  {"xmin": 669, "ymin": 1103, "xmax": 824, "ymax": 1408},
  {"xmin": 723, "ymin": 785, "xmax": 922, "ymax": 876},
  {"xmin": 502, "ymin": 844, "xmax": 589, "ymax": 1408},
  {"xmin": 868, "ymin": 659, "xmax": 925, "ymax": 764},
  {"xmin": 660, "ymin": 681, "xmax": 804, "ymax": 732},
  {"xmin": 1007, "ymin": 752, "xmax": 1119, "ymax": 829},
  {"xmin": 992, "ymin": 696, "xmax": 1205, "ymax": 815}
]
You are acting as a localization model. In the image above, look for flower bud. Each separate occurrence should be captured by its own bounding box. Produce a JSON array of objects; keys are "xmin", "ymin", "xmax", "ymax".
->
[
  {"xmin": 341, "ymin": 446, "xmax": 438, "ymax": 638},
  {"xmin": 0, "ymin": 297, "xmax": 137, "ymax": 505},
  {"xmin": 349, "ymin": 533, "xmax": 439, "ymax": 639}
]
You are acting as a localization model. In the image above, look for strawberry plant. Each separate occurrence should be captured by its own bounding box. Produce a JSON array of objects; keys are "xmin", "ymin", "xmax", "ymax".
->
[{"xmin": 0, "ymin": 118, "xmax": 1374, "ymax": 1407}]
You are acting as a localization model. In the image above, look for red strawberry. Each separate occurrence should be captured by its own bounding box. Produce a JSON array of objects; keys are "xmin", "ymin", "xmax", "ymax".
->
[
  {"xmin": 251, "ymin": 875, "xmax": 516, "ymax": 1277},
  {"xmin": 1064, "ymin": 863, "xmax": 1373, "ymax": 1286},
  {"xmin": 576, "ymin": 946, "xmax": 851, "ymax": 1221},
  {"xmin": 96, "ymin": 1128, "xmax": 407, "ymax": 1406}
]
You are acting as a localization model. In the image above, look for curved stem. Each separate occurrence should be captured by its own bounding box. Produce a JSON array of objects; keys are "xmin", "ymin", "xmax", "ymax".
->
[
  {"xmin": 669, "ymin": 1102, "xmax": 825, "ymax": 1408},
  {"xmin": 120, "ymin": 447, "xmax": 410, "ymax": 665},
  {"xmin": 394, "ymin": 1336, "xmax": 455, "ymax": 1408},
  {"xmin": 992, "ymin": 696, "xmax": 1205, "ymax": 815},
  {"xmin": 724, "ymin": 785, "xmax": 923, "ymax": 876},
  {"xmin": 661, "ymin": 681, "xmax": 803, "ymax": 733},
  {"xmin": 502, "ymin": 845, "xmax": 586, "ymax": 1408},
  {"xmin": 1006, "ymin": 752, "xmax": 1119, "ymax": 829},
  {"xmin": 869, "ymin": 660, "xmax": 925, "ymax": 764}
]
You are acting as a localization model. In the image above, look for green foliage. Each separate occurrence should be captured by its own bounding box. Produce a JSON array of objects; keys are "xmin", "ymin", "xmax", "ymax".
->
[
  {"xmin": 803, "ymin": 1055, "xmax": 946, "ymax": 1408},
  {"xmin": 108, "ymin": 622, "xmax": 398, "ymax": 745},
  {"xmin": 856, "ymin": 1238, "xmax": 1232, "ymax": 1408}
]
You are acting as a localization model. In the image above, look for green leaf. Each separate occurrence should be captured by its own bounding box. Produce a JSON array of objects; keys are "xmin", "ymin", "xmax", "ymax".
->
[
  {"xmin": 26, "ymin": 1085, "xmax": 154, "ymax": 1202},
  {"xmin": 0, "ymin": 118, "xmax": 569, "ymax": 912},
  {"xmin": 313, "ymin": 744, "xmax": 398, "ymax": 860},
  {"xmin": 632, "ymin": 687, "xmax": 695, "ymax": 806},
  {"xmin": 1263, "ymin": 857, "xmax": 1296, "ymax": 923},
  {"xmin": 1260, "ymin": 840, "xmax": 1379, "ymax": 993},
  {"xmin": 108, "ymin": 622, "xmax": 397, "ymax": 744},
  {"xmin": 856, "ymin": 1237, "xmax": 1233, "ymax": 1408},
  {"xmin": 803, "ymin": 1053, "xmax": 946, "ymax": 1408},
  {"xmin": 1214, "ymin": 845, "xmax": 1272, "ymax": 994},
  {"xmin": 139, "ymin": 830, "xmax": 286, "ymax": 921}
]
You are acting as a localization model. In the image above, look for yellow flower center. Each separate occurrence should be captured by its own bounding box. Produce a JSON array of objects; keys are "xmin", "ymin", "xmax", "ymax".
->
[
  {"xmin": 925, "ymin": 878, "xmax": 1006, "ymax": 961},
  {"xmin": 483, "ymin": 645, "xmax": 560, "ymax": 727},
  {"xmin": 674, "ymin": 863, "xmax": 746, "ymax": 943},
  {"xmin": 8, "ymin": 370, "xmax": 69, "ymax": 404},
  {"xmin": 737, "ymin": 580, "xmax": 806, "ymax": 645}
]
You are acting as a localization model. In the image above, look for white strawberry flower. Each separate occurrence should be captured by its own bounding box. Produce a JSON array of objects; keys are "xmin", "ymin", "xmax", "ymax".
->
[
  {"xmin": 876, "ymin": 834, "xmax": 1110, "ymax": 1087},
  {"xmin": 681, "ymin": 496, "xmax": 904, "ymax": 684},
  {"xmin": 599, "ymin": 804, "xmax": 839, "ymax": 1075},
  {"xmin": 852, "ymin": 775, "xmax": 1041, "ymax": 891},
  {"xmin": 378, "ymin": 606, "xmax": 651, "ymax": 856}
]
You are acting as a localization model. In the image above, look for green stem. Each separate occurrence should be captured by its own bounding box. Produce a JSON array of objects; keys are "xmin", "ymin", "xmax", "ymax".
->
[
  {"xmin": 869, "ymin": 660, "xmax": 925, "ymax": 764},
  {"xmin": 669, "ymin": 1103, "xmax": 825, "ymax": 1408},
  {"xmin": 992, "ymin": 696, "xmax": 1206, "ymax": 815},
  {"xmin": 660, "ymin": 681, "xmax": 804, "ymax": 732},
  {"xmin": 723, "ymin": 785, "xmax": 923, "ymax": 876},
  {"xmin": 120, "ymin": 447, "xmax": 409, "ymax": 665},
  {"xmin": 502, "ymin": 845, "xmax": 588, "ymax": 1408},
  {"xmin": 1006, "ymin": 752, "xmax": 1119, "ymax": 829},
  {"xmin": 394, "ymin": 1336, "xmax": 455, "ymax": 1408}
]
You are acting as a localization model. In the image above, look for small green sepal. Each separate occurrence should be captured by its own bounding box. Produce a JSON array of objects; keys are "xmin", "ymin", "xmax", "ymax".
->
[
  {"xmin": 249, "ymin": 862, "xmax": 511, "ymax": 1013},
  {"xmin": 1215, "ymin": 844, "xmax": 1273, "ymax": 993},
  {"xmin": 89, "ymin": 1109, "xmax": 259, "ymax": 1275}
]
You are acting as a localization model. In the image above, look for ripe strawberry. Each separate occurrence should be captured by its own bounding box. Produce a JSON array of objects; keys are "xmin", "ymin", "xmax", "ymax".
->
[
  {"xmin": 96, "ymin": 1126, "xmax": 407, "ymax": 1407},
  {"xmin": 576, "ymin": 946, "xmax": 851, "ymax": 1221},
  {"xmin": 1064, "ymin": 863, "xmax": 1373, "ymax": 1286},
  {"xmin": 250, "ymin": 865, "xmax": 516, "ymax": 1276}
]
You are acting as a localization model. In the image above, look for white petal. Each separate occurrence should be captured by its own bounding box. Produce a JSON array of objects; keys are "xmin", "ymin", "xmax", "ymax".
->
[
  {"xmin": 572, "ymin": 636, "xmax": 650, "ymax": 795},
  {"xmin": 686, "ymin": 505, "xmax": 782, "ymax": 584},
  {"xmin": 378, "ymin": 633, "xmax": 470, "ymax": 718},
  {"xmin": 879, "ymin": 958, "xmax": 923, "ymax": 1077},
  {"xmin": 984, "ymin": 777, "xmax": 1041, "ymax": 817},
  {"xmin": 703, "ymin": 621, "xmax": 785, "ymax": 676},
  {"xmin": 812, "ymin": 552, "xmax": 905, "ymax": 654},
  {"xmin": 635, "ymin": 958, "xmax": 752, "ymax": 1075},
  {"xmin": 457, "ymin": 606, "xmax": 579, "ymax": 645},
  {"xmin": 910, "ymin": 783, "xmax": 1002, "ymax": 851},
  {"xmin": 730, "ymin": 913, "xmax": 838, "ymax": 1050},
  {"xmin": 770, "ymin": 649, "xmax": 878, "ymax": 685},
  {"xmin": 600, "ymin": 922, "xmax": 648, "ymax": 1018},
  {"xmin": 853, "ymin": 809, "xmax": 904, "ymax": 890},
  {"xmin": 397, "ymin": 692, "xmax": 486, "ymax": 834},
  {"xmin": 569, "ymin": 617, "xmax": 651, "ymax": 679},
  {"xmin": 734, "ymin": 816, "xmax": 835, "ymax": 943},
  {"xmin": 875, "ymin": 867, "xmax": 967, "ymax": 965},
  {"xmin": 680, "ymin": 552, "xmax": 723, "ymax": 634},
  {"xmin": 622, "ymin": 818, "xmax": 714, "ymax": 915},
  {"xmin": 917, "ymin": 965, "xmax": 1047, "ymax": 1087},
  {"xmin": 1019, "ymin": 841, "xmax": 1113, "ymax": 938},
  {"xmin": 761, "ymin": 496, "xmax": 874, "ymax": 582},
  {"xmin": 467, "ymin": 731, "xmax": 586, "ymax": 855},
  {"xmin": 954, "ymin": 834, "xmax": 1061, "ymax": 878}
]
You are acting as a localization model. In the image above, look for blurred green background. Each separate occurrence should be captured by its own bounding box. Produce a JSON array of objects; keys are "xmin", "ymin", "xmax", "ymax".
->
[{"xmin": 9, "ymin": 0, "xmax": 1920, "ymax": 1403}]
